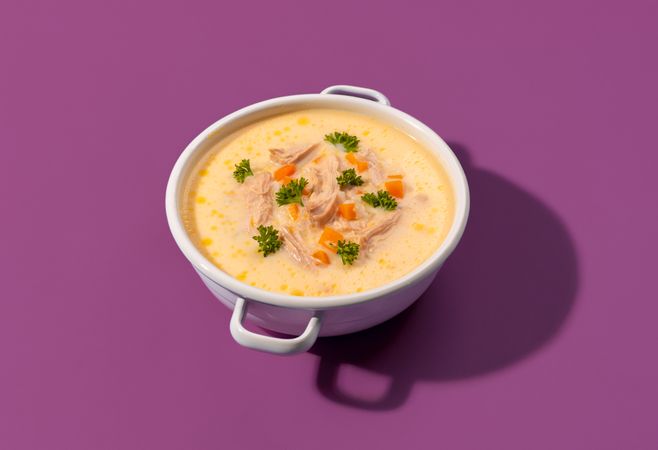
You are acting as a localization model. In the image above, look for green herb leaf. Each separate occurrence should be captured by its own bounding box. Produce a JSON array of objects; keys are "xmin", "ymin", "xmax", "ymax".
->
[
  {"xmin": 275, "ymin": 177, "xmax": 309, "ymax": 206},
  {"xmin": 361, "ymin": 190, "xmax": 398, "ymax": 210},
  {"xmin": 324, "ymin": 131, "xmax": 360, "ymax": 152},
  {"xmin": 233, "ymin": 159, "xmax": 254, "ymax": 183},
  {"xmin": 252, "ymin": 225, "xmax": 283, "ymax": 257},
  {"xmin": 361, "ymin": 192, "xmax": 379, "ymax": 207},
  {"xmin": 336, "ymin": 240, "xmax": 360, "ymax": 265},
  {"xmin": 336, "ymin": 168, "xmax": 364, "ymax": 188}
]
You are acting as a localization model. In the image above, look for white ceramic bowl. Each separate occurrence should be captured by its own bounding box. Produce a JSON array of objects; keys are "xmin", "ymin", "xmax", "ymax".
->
[{"xmin": 166, "ymin": 85, "xmax": 469, "ymax": 355}]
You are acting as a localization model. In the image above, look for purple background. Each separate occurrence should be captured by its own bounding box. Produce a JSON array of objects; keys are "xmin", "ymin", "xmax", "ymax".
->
[{"xmin": 1, "ymin": 1, "xmax": 657, "ymax": 449}]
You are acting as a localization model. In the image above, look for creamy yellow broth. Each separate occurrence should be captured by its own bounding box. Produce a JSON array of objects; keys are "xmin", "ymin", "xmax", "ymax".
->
[{"xmin": 182, "ymin": 108, "xmax": 454, "ymax": 296}]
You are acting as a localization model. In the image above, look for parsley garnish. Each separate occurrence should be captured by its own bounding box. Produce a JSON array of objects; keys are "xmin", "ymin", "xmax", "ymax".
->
[
  {"xmin": 336, "ymin": 168, "xmax": 364, "ymax": 188},
  {"xmin": 361, "ymin": 190, "xmax": 398, "ymax": 210},
  {"xmin": 233, "ymin": 159, "xmax": 254, "ymax": 183},
  {"xmin": 324, "ymin": 131, "xmax": 359, "ymax": 152},
  {"xmin": 336, "ymin": 240, "xmax": 360, "ymax": 265},
  {"xmin": 252, "ymin": 225, "xmax": 283, "ymax": 257},
  {"xmin": 275, "ymin": 177, "xmax": 308, "ymax": 206}
]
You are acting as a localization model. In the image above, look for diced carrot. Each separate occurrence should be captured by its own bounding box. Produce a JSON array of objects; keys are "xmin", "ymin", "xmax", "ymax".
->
[
  {"xmin": 385, "ymin": 180, "xmax": 404, "ymax": 198},
  {"xmin": 346, "ymin": 153, "xmax": 369, "ymax": 172},
  {"xmin": 388, "ymin": 174, "xmax": 404, "ymax": 179},
  {"xmin": 338, "ymin": 203, "xmax": 357, "ymax": 220},
  {"xmin": 318, "ymin": 226, "xmax": 344, "ymax": 253},
  {"xmin": 288, "ymin": 204, "xmax": 299, "ymax": 221},
  {"xmin": 312, "ymin": 250, "xmax": 330, "ymax": 265},
  {"xmin": 280, "ymin": 176, "xmax": 292, "ymax": 185},
  {"xmin": 274, "ymin": 164, "xmax": 296, "ymax": 181}
]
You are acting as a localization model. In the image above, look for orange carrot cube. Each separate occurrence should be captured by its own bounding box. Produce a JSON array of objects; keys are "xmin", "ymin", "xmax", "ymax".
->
[
  {"xmin": 385, "ymin": 180, "xmax": 404, "ymax": 198},
  {"xmin": 318, "ymin": 226, "xmax": 344, "ymax": 253},
  {"xmin": 338, "ymin": 203, "xmax": 357, "ymax": 220},
  {"xmin": 312, "ymin": 250, "xmax": 330, "ymax": 265},
  {"xmin": 288, "ymin": 204, "xmax": 299, "ymax": 220},
  {"xmin": 346, "ymin": 153, "xmax": 368, "ymax": 172},
  {"xmin": 274, "ymin": 164, "xmax": 296, "ymax": 181}
]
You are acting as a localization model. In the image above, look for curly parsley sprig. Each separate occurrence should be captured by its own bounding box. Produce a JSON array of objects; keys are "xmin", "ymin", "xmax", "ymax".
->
[
  {"xmin": 324, "ymin": 131, "xmax": 359, "ymax": 152},
  {"xmin": 252, "ymin": 225, "xmax": 283, "ymax": 257},
  {"xmin": 336, "ymin": 240, "xmax": 360, "ymax": 265},
  {"xmin": 232, "ymin": 159, "xmax": 254, "ymax": 183},
  {"xmin": 361, "ymin": 190, "xmax": 398, "ymax": 211},
  {"xmin": 275, "ymin": 177, "xmax": 308, "ymax": 206},
  {"xmin": 336, "ymin": 168, "xmax": 364, "ymax": 188}
]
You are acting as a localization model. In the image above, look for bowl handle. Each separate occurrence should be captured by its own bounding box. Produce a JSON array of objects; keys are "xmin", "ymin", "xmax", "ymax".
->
[
  {"xmin": 321, "ymin": 85, "xmax": 391, "ymax": 106},
  {"xmin": 229, "ymin": 298, "xmax": 322, "ymax": 355}
]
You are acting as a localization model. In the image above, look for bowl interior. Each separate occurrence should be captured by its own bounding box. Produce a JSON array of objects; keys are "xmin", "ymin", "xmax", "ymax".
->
[{"xmin": 166, "ymin": 94, "xmax": 470, "ymax": 310}]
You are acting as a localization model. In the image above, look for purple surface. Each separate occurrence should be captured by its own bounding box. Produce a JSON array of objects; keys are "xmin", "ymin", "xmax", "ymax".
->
[{"xmin": 1, "ymin": 1, "xmax": 657, "ymax": 449}]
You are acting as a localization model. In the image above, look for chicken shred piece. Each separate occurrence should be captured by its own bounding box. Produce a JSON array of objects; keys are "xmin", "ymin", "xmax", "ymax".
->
[
  {"xmin": 243, "ymin": 172, "xmax": 273, "ymax": 229},
  {"xmin": 357, "ymin": 211, "xmax": 401, "ymax": 250},
  {"xmin": 269, "ymin": 143, "xmax": 319, "ymax": 165},
  {"xmin": 280, "ymin": 227, "xmax": 315, "ymax": 268},
  {"xmin": 305, "ymin": 154, "xmax": 340, "ymax": 225},
  {"xmin": 332, "ymin": 217, "xmax": 368, "ymax": 234},
  {"xmin": 301, "ymin": 167, "xmax": 319, "ymax": 194},
  {"xmin": 359, "ymin": 148, "xmax": 386, "ymax": 185}
]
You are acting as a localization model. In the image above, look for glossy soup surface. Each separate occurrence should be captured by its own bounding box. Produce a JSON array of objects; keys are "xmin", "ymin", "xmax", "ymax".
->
[{"xmin": 182, "ymin": 108, "xmax": 454, "ymax": 296}]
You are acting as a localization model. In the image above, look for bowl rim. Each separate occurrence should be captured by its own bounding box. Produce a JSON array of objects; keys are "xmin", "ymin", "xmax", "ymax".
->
[{"xmin": 165, "ymin": 93, "xmax": 470, "ymax": 310}]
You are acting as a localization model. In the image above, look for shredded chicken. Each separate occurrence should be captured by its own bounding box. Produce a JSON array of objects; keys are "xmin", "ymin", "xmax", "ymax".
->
[
  {"xmin": 243, "ymin": 172, "xmax": 273, "ymax": 229},
  {"xmin": 302, "ymin": 167, "xmax": 319, "ymax": 194},
  {"xmin": 332, "ymin": 217, "xmax": 368, "ymax": 234},
  {"xmin": 280, "ymin": 227, "xmax": 315, "ymax": 268},
  {"xmin": 359, "ymin": 148, "xmax": 385, "ymax": 185},
  {"xmin": 269, "ymin": 143, "xmax": 319, "ymax": 165},
  {"xmin": 357, "ymin": 211, "xmax": 401, "ymax": 250},
  {"xmin": 243, "ymin": 141, "xmax": 402, "ymax": 267},
  {"xmin": 305, "ymin": 154, "xmax": 340, "ymax": 225}
]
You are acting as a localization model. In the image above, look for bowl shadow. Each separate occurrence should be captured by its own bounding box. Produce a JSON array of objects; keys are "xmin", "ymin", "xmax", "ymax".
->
[{"xmin": 310, "ymin": 142, "xmax": 579, "ymax": 410}]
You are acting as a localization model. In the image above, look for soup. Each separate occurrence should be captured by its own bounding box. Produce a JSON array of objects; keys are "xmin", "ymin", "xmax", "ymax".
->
[{"xmin": 182, "ymin": 108, "xmax": 454, "ymax": 296}]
